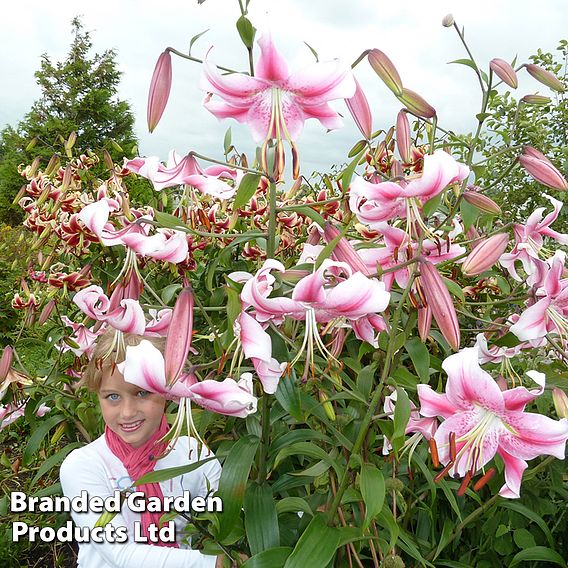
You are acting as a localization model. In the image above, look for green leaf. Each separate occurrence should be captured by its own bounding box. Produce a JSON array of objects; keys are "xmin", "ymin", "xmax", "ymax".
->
[
  {"xmin": 236, "ymin": 16, "xmax": 256, "ymax": 48},
  {"xmin": 422, "ymin": 193, "xmax": 443, "ymax": 218},
  {"xmin": 360, "ymin": 463, "xmax": 385, "ymax": 529},
  {"xmin": 283, "ymin": 514, "xmax": 341, "ymax": 568},
  {"xmin": 513, "ymin": 528, "xmax": 536, "ymax": 549},
  {"xmin": 404, "ymin": 338, "xmax": 430, "ymax": 382},
  {"xmin": 460, "ymin": 198, "xmax": 479, "ymax": 230},
  {"xmin": 245, "ymin": 483, "xmax": 280, "ymax": 555},
  {"xmin": 135, "ymin": 457, "xmax": 218, "ymax": 485},
  {"xmin": 288, "ymin": 205, "xmax": 326, "ymax": 228},
  {"xmin": 509, "ymin": 546, "xmax": 567, "ymax": 567},
  {"xmin": 340, "ymin": 148, "xmax": 366, "ymax": 195},
  {"xmin": 270, "ymin": 430, "xmax": 332, "ymax": 456},
  {"xmin": 442, "ymin": 276, "xmax": 465, "ymax": 303},
  {"xmin": 275, "ymin": 497, "xmax": 314, "ymax": 517},
  {"xmin": 160, "ymin": 283, "xmax": 182, "ymax": 305},
  {"xmin": 216, "ymin": 435, "xmax": 260, "ymax": 542},
  {"xmin": 225, "ymin": 286, "xmax": 241, "ymax": 341},
  {"xmin": 356, "ymin": 365, "xmax": 376, "ymax": 399},
  {"xmin": 448, "ymin": 58, "xmax": 477, "ymax": 71},
  {"xmin": 391, "ymin": 386, "xmax": 411, "ymax": 452},
  {"xmin": 189, "ymin": 28, "xmax": 209, "ymax": 55},
  {"xmin": 433, "ymin": 518, "xmax": 454, "ymax": 560},
  {"xmin": 242, "ymin": 547, "xmax": 292, "ymax": 568},
  {"xmin": 499, "ymin": 501, "xmax": 554, "ymax": 547},
  {"xmin": 234, "ymin": 173, "xmax": 262, "ymax": 209},
  {"xmin": 23, "ymin": 414, "xmax": 65, "ymax": 465},
  {"xmin": 223, "ymin": 127, "xmax": 232, "ymax": 155},
  {"xmin": 154, "ymin": 210, "xmax": 187, "ymax": 230},
  {"xmin": 274, "ymin": 442, "xmax": 341, "ymax": 477},
  {"xmin": 275, "ymin": 373, "xmax": 302, "ymax": 422},
  {"xmin": 32, "ymin": 443, "xmax": 81, "ymax": 485}
]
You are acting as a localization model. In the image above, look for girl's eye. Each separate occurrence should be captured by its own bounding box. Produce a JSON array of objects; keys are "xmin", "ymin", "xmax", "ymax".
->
[
  {"xmin": 137, "ymin": 390, "xmax": 150, "ymax": 398},
  {"xmin": 106, "ymin": 393, "xmax": 120, "ymax": 401}
]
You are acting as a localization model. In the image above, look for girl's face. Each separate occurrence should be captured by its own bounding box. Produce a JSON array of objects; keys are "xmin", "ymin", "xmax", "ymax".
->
[{"xmin": 98, "ymin": 366, "xmax": 166, "ymax": 448}]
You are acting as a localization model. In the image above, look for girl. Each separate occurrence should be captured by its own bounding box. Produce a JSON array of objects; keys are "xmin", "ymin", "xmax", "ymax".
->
[{"xmin": 60, "ymin": 331, "xmax": 223, "ymax": 567}]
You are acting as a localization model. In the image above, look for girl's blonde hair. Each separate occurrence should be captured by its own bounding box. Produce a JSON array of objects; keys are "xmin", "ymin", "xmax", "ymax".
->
[{"xmin": 81, "ymin": 328, "xmax": 165, "ymax": 392}]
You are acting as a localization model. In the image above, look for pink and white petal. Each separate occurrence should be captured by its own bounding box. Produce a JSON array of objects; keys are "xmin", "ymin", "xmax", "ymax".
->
[
  {"xmin": 104, "ymin": 299, "xmax": 146, "ymax": 335},
  {"xmin": 145, "ymin": 308, "xmax": 173, "ymax": 336},
  {"xmin": 288, "ymin": 60, "xmax": 356, "ymax": 102},
  {"xmin": 292, "ymin": 270, "xmax": 327, "ymax": 304},
  {"xmin": 442, "ymin": 347, "xmax": 504, "ymax": 413},
  {"xmin": 238, "ymin": 311, "xmax": 273, "ymax": 362},
  {"xmin": 417, "ymin": 384, "xmax": 455, "ymax": 419},
  {"xmin": 256, "ymin": 35, "xmax": 289, "ymax": 81},
  {"xmin": 324, "ymin": 273, "xmax": 390, "ymax": 318},
  {"xmin": 405, "ymin": 150, "xmax": 469, "ymax": 200},
  {"xmin": 497, "ymin": 449, "xmax": 528, "ymax": 498},
  {"xmin": 200, "ymin": 57, "xmax": 266, "ymax": 101},
  {"xmin": 435, "ymin": 409, "xmax": 499, "ymax": 475},
  {"xmin": 184, "ymin": 173, "xmax": 237, "ymax": 199},
  {"xmin": 253, "ymin": 356, "xmax": 286, "ymax": 394},
  {"xmin": 73, "ymin": 285, "xmax": 110, "ymax": 320},
  {"xmin": 509, "ymin": 297, "xmax": 551, "ymax": 341},
  {"xmin": 118, "ymin": 341, "xmax": 167, "ymax": 395},
  {"xmin": 202, "ymin": 98, "xmax": 251, "ymax": 124},
  {"xmin": 499, "ymin": 412, "xmax": 568, "ymax": 460},
  {"xmin": 188, "ymin": 376, "xmax": 258, "ymax": 418},
  {"xmin": 351, "ymin": 314, "xmax": 387, "ymax": 347},
  {"xmin": 503, "ymin": 371, "xmax": 546, "ymax": 411},
  {"xmin": 79, "ymin": 200, "xmax": 112, "ymax": 237},
  {"xmin": 297, "ymin": 102, "xmax": 344, "ymax": 131}
]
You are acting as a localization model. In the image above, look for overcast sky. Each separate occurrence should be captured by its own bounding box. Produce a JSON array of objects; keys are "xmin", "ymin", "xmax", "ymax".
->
[{"xmin": 0, "ymin": 0, "xmax": 566, "ymax": 175}]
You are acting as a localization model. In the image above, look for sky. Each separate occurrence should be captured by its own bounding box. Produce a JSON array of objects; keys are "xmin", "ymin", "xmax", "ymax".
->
[{"xmin": 0, "ymin": 0, "xmax": 566, "ymax": 175}]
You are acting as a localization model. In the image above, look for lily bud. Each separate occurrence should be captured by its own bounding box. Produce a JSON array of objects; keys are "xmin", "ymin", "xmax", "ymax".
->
[
  {"xmin": 368, "ymin": 49, "xmax": 403, "ymax": 96},
  {"xmin": 519, "ymin": 147, "xmax": 568, "ymax": 190},
  {"xmin": 396, "ymin": 110, "xmax": 412, "ymax": 164},
  {"xmin": 524, "ymin": 64, "xmax": 565, "ymax": 93},
  {"xmin": 147, "ymin": 50, "xmax": 173, "ymax": 133},
  {"xmin": 323, "ymin": 222, "xmax": 371, "ymax": 275},
  {"xmin": 345, "ymin": 77, "xmax": 373, "ymax": 139},
  {"xmin": 466, "ymin": 225, "xmax": 482, "ymax": 247},
  {"xmin": 462, "ymin": 233, "xmax": 509, "ymax": 276},
  {"xmin": 418, "ymin": 304, "xmax": 432, "ymax": 342},
  {"xmin": 419, "ymin": 260, "xmax": 460, "ymax": 350},
  {"xmin": 164, "ymin": 287, "xmax": 194, "ymax": 385},
  {"xmin": 0, "ymin": 346, "xmax": 13, "ymax": 380},
  {"xmin": 38, "ymin": 300, "xmax": 56, "ymax": 325},
  {"xmin": 442, "ymin": 14, "xmax": 454, "ymax": 27},
  {"xmin": 489, "ymin": 58, "xmax": 518, "ymax": 89},
  {"xmin": 552, "ymin": 388, "xmax": 568, "ymax": 419},
  {"xmin": 521, "ymin": 94, "xmax": 551, "ymax": 105},
  {"xmin": 398, "ymin": 88, "xmax": 436, "ymax": 119},
  {"xmin": 462, "ymin": 191, "xmax": 502, "ymax": 215}
]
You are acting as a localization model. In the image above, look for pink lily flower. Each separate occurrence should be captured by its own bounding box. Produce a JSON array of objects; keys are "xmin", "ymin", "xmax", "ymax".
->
[
  {"xmin": 358, "ymin": 224, "xmax": 465, "ymax": 290},
  {"xmin": 500, "ymin": 195, "xmax": 568, "ymax": 282},
  {"xmin": 119, "ymin": 340, "xmax": 196, "ymax": 400},
  {"xmin": 382, "ymin": 388, "xmax": 438, "ymax": 455},
  {"xmin": 0, "ymin": 403, "xmax": 51, "ymax": 430},
  {"xmin": 144, "ymin": 309, "xmax": 173, "ymax": 337},
  {"xmin": 122, "ymin": 229, "xmax": 189, "ymax": 264},
  {"xmin": 73, "ymin": 286, "xmax": 146, "ymax": 335},
  {"xmin": 188, "ymin": 373, "xmax": 258, "ymax": 418},
  {"xmin": 349, "ymin": 150, "xmax": 469, "ymax": 227},
  {"xmin": 474, "ymin": 333, "xmax": 525, "ymax": 365},
  {"xmin": 125, "ymin": 151, "xmax": 240, "ymax": 198},
  {"xmin": 418, "ymin": 347, "xmax": 568, "ymax": 498},
  {"xmin": 60, "ymin": 316, "xmax": 103, "ymax": 357},
  {"xmin": 510, "ymin": 251, "xmax": 568, "ymax": 342},
  {"xmin": 236, "ymin": 311, "xmax": 286, "ymax": 394},
  {"xmin": 200, "ymin": 35, "xmax": 356, "ymax": 143}
]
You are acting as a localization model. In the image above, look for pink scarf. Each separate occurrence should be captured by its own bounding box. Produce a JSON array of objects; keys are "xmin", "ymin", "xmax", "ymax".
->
[{"xmin": 105, "ymin": 415, "xmax": 179, "ymax": 548}]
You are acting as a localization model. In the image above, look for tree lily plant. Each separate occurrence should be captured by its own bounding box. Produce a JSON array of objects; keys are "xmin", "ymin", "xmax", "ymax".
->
[{"xmin": 4, "ymin": 4, "xmax": 568, "ymax": 566}]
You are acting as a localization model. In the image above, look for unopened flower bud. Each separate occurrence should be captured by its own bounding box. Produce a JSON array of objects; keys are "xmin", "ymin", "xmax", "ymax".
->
[
  {"xmin": 462, "ymin": 191, "xmax": 502, "ymax": 215},
  {"xmin": 323, "ymin": 223, "xmax": 371, "ymax": 276},
  {"xmin": 346, "ymin": 78, "xmax": 373, "ymax": 139},
  {"xmin": 396, "ymin": 110, "xmax": 412, "ymax": 164},
  {"xmin": 0, "ymin": 346, "xmax": 13, "ymax": 380},
  {"xmin": 519, "ymin": 147, "xmax": 568, "ymax": 191},
  {"xmin": 419, "ymin": 260, "xmax": 460, "ymax": 350},
  {"xmin": 442, "ymin": 14, "xmax": 454, "ymax": 27},
  {"xmin": 147, "ymin": 50, "xmax": 173, "ymax": 133},
  {"xmin": 490, "ymin": 58, "xmax": 518, "ymax": 89},
  {"xmin": 521, "ymin": 94, "xmax": 551, "ymax": 105},
  {"xmin": 552, "ymin": 388, "xmax": 568, "ymax": 419},
  {"xmin": 524, "ymin": 64, "xmax": 565, "ymax": 93},
  {"xmin": 38, "ymin": 300, "xmax": 56, "ymax": 325},
  {"xmin": 368, "ymin": 49, "xmax": 403, "ymax": 96},
  {"xmin": 398, "ymin": 88, "xmax": 436, "ymax": 119},
  {"xmin": 462, "ymin": 233, "xmax": 509, "ymax": 276}
]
